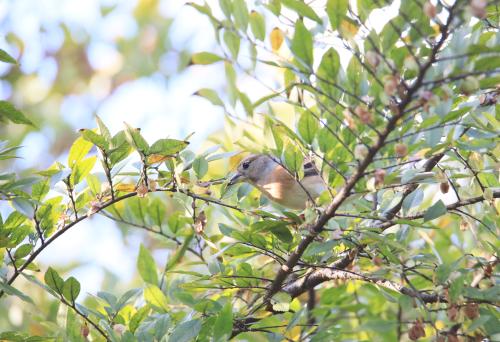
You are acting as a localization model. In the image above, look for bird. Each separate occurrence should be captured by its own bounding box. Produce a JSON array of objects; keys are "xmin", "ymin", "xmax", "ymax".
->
[{"xmin": 228, "ymin": 154, "xmax": 327, "ymax": 210}]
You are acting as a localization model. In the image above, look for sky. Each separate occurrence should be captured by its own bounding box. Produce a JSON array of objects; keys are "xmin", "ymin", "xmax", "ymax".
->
[{"xmin": 0, "ymin": 0, "xmax": 231, "ymax": 299}]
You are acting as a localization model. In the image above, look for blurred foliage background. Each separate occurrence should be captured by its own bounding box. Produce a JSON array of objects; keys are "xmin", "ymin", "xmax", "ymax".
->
[{"xmin": 0, "ymin": 0, "xmax": 234, "ymax": 333}]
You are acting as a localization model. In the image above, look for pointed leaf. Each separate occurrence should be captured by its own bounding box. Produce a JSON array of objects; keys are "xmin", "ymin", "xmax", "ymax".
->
[
  {"xmin": 191, "ymin": 52, "xmax": 224, "ymax": 65},
  {"xmin": 291, "ymin": 20, "xmax": 313, "ymax": 70},
  {"xmin": 214, "ymin": 302, "xmax": 233, "ymax": 341},
  {"xmin": 298, "ymin": 110, "xmax": 318, "ymax": 144},
  {"xmin": 250, "ymin": 11, "xmax": 266, "ymax": 41},
  {"xmin": 149, "ymin": 139, "xmax": 188, "ymax": 156},
  {"xmin": 424, "ymin": 200, "xmax": 447, "ymax": 222},
  {"xmin": 169, "ymin": 319, "xmax": 202, "ymax": 342},
  {"xmin": 137, "ymin": 244, "xmax": 159, "ymax": 285},
  {"xmin": 62, "ymin": 276, "xmax": 81, "ymax": 303},
  {"xmin": 144, "ymin": 284, "xmax": 168, "ymax": 312},
  {"xmin": 326, "ymin": 0, "xmax": 348, "ymax": 30},
  {"xmin": 44, "ymin": 267, "xmax": 64, "ymax": 294},
  {"xmin": 0, "ymin": 101, "xmax": 33, "ymax": 126},
  {"xmin": 0, "ymin": 49, "xmax": 17, "ymax": 64}
]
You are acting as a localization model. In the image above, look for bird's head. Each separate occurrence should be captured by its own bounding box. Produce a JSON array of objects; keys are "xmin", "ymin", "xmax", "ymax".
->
[{"xmin": 227, "ymin": 154, "xmax": 275, "ymax": 186}]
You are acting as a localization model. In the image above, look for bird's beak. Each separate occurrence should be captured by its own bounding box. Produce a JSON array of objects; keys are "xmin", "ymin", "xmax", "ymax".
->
[{"xmin": 228, "ymin": 172, "xmax": 244, "ymax": 186}]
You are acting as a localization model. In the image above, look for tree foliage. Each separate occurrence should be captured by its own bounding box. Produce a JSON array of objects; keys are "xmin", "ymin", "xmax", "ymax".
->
[{"xmin": 1, "ymin": 0, "xmax": 500, "ymax": 341}]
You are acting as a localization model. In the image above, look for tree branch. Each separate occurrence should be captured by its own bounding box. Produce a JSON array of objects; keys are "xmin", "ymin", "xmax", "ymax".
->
[{"xmin": 283, "ymin": 267, "xmax": 444, "ymax": 304}]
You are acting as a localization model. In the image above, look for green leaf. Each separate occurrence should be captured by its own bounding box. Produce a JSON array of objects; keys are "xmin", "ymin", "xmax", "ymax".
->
[
  {"xmin": 270, "ymin": 224, "xmax": 294, "ymax": 243},
  {"xmin": 95, "ymin": 115, "xmax": 112, "ymax": 141},
  {"xmin": 44, "ymin": 267, "xmax": 64, "ymax": 294},
  {"xmin": 214, "ymin": 302, "xmax": 233, "ymax": 341},
  {"xmin": 193, "ymin": 156, "xmax": 209, "ymax": 179},
  {"xmin": 298, "ymin": 110, "xmax": 318, "ymax": 145},
  {"xmin": 62, "ymin": 276, "xmax": 81, "ymax": 303},
  {"xmin": 249, "ymin": 11, "xmax": 266, "ymax": 41},
  {"xmin": 86, "ymin": 174, "xmax": 101, "ymax": 195},
  {"xmin": 283, "ymin": 145, "xmax": 304, "ymax": 175},
  {"xmin": 149, "ymin": 138, "xmax": 189, "ymax": 156},
  {"xmin": 317, "ymin": 48, "xmax": 341, "ymax": 84},
  {"xmin": 267, "ymin": 0, "xmax": 281, "ymax": 16},
  {"xmin": 191, "ymin": 52, "xmax": 224, "ymax": 65},
  {"xmin": 166, "ymin": 234, "xmax": 194, "ymax": 271},
  {"xmin": 32, "ymin": 179, "xmax": 50, "ymax": 202},
  {"xmin": 68, "ymin": 136, "xmax": 93, "ymax": 167},
  {"xmin": 195, "ymin": 88, "xmax": 224, "ymax": 107},
  {"xmin": 219, "ymin": 0, "xmax": 232, "ymax": 18},
  {"xmin": 0, "ymin": 101, "xmax": 33, "ymax": 126},
  {"xmin": 233, "ymin": 0, "xmax": 249, "ymax": 30},
  {"xmin": 137, "ymin": 244, "xmax": 159, "ymax": 285},
  {"xmin": 326, "ymin": 0, "xmax": 348, "ymax": 30},
  {"xmin": 467, "ymin": 315, "xmax": 491, "ymax": 333},
  {"xmin": 144, "ymin": 284, "xmax": 169, "ymax": 312},
  {"xmin": 317, "ymin": 127, "xmax": 336, "ymax": 153},
  {"xmin": 169, "ymin": 319, "xmax": 202, "ymax": 342},
  {"xmin": 252, "ymin": 220, "xmax": 293, "ymax": 243},
  {"xmin": 71, "ymin": 156, "xmax": 97, "ymax": 185},
  {"xmin": 423, "ymin": 200, "xmax": 447, "ymax": 222},
  {"xmin": 80, "ymin": 129, "xmax": 109, "ymax": 150},
  {"xmin": 124, "ymin": 122, "xmax": 149, "ymax": 155},
  {"xmin": 0, "ymin": 281, "xmax": 34, "ymax": 304},
  {"xmin": 12, "ymin": 197, "xmax": 35, "ymax": 218},
  {"xmin": 357, "ymin": 0, "xmax": 377, "ymax": 22},
  {"xmin": 129, "ymin": 306, "xmax": 150, "ymax": 333},
  {"xmin": 0, "ymin": 49, "xmax": 17, "ymax": 64},
  {"xmin": 271, "ymin": 292, "xmax": 292, "ymax": 312},
  {"xmin": 435, "ymin": 263, "xmax": 451, "ymax": 284},
  {"xmin": 14, "ymin": 244, "xmax": 32, "ymax": 259},
  {"xmin": 282, "ymin": 0, "xmax": 322, "ymax": 23},
  {"xmin": 223, "ymin": 29, "xmax": 240, "ymax": 59},
  {"xmin": 291, "ymin": 20, "xmax": 313, "ymax": 70},
  {"xmin": 109, "ymin": 131, "xmax": 132, "ymax": 165},
  {"xmin": 238, "ymin": 91, "xmax": 253, "ymax": 117}
]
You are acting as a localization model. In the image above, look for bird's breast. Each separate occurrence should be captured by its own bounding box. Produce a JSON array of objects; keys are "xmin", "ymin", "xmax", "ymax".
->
[{"xmin": 255, "ymin": 166, "xmax": 325, "ymax": 209}]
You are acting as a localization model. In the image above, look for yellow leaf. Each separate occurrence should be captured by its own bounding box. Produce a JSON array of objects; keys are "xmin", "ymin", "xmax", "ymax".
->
[
  {"xmin": 179, "ymin": 176, "xmax": 190, "ymax": 184},
  {"xmin": 339, "ymin": 19, "xmax": 359, "ymax": 39},
  {"xmin": 270, "ymin": 27, "xmax": 284, "ymax": 51},
  {"xmin": 116, "ymin": 184, "xmax": 136, "ymax": 192},
  {"xmin": 147, "ymin": 154, "xmax": 170, "ymax": 164},
  {"xmin": 435, "ymin": 320, "xmax": 445, "ymax": 330}
]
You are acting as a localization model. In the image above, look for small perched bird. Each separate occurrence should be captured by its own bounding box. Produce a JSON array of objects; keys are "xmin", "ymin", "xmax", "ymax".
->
[{"xmin": 228, "ymin": 154, "xmax": 326, "ymax": 209}]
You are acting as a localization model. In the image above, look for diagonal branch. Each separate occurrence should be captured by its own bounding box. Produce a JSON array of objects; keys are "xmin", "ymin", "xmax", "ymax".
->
[{"xmin": 259, "ymin": 2, "xmax": 458, "ymax": 313}]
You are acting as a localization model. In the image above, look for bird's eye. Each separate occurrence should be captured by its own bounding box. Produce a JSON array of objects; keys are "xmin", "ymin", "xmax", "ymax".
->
[{"xmin": 242, "ymin": 161, "xmax": 250, "ymax": 169}]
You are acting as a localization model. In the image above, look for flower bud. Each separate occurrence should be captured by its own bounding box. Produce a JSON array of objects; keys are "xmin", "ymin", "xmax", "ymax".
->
[
  {"xmin": 447, "ymin": 304, "xmax": 459, "ymax": 321},
  {"xmin": 374, "ymin": 168, "xmax": 386, "ymax": 186},
  {"xmin": 470, "ymin": 0, "xmax": 487, "ymax": 18},
  {"xmin": 464, "ymin": 302, "xmax": 479, "ymax": 320},
  {"xmin": 408, "ymin": 320, "xmax": 426, "ymax": 340},
  {"xmin": 384, "ymin": 75, "xmax": 398, "ymax": 96},
  {"xmin": 354, "ymin": 144, "xmax": 369, "ymax": 160},
  {"xmin": 394, "ymin": 143, "xmax": 408, "ymax": 157},
  {"xmin": 440, "ymin": 182, "xmax": 450, "ymax": 194},
  {"xmin": 136, "ymin": 182, "xmax": 148, "ymax": 198},
  {"xmin": 423, "ymin": 1, "xmax": 437, "ymax": 18},
  {"xmin": 354, "ymin": 105, "xmax": 373, "ymax": 124},
  {"xmin": 113, "ymin": 324, "xmax": 126, "ymax": 336},
  {"xmin": 365, "ymin": 51, "xmax": 380, "ymax": 68},
  {"xmin": 81, "ymin": 325, "xmax": 90, "ymax": 338}
]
